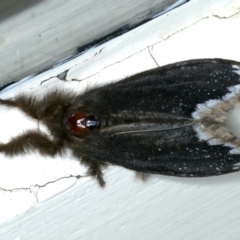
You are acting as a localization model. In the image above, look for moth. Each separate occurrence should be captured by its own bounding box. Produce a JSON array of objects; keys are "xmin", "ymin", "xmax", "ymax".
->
[{"xmin": 1, "ymin": 58, "xmax": 240, "ymax": 186}]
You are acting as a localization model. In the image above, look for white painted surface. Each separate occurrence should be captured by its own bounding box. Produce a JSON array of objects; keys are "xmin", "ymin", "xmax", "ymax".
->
[
  {"xmin": 226, "ymin": 105, "xmax": 240, "ymax": 138},
  {"xmin": 0, "ymin": 0, "xmax": 178, "ymax": 84},
  {"xmin": 1, "ymin": 0, "xmax": 240, "ymax": 239}
]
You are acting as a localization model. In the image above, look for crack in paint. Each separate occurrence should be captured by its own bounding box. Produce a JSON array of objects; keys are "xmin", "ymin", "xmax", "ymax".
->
[
  {"xmin": 71, "ymin": 48, "xmax": 150, "ymax": 82},
  {"xmin": 71, "ymin": 8, "xmax": 239, "ymax": 82},
  {"xmin": 212, "ymin": 11, "xmax": 240, "ymax": 18},
  {"xmin": 37, "ymin": 47, "xmax": 105, "ymax": 85},
  {"xmin": 35, "ymin": 2, "xmax": 239, "ymax": 86},
  {"xmin": 148, "ymin": 46, "xmax": 159, "ymax": 67},
  {"xmin": 68, "ymin": 18, "xmax": 211, "ymax": 82},
  {"xmin": 0, "ymin": 174, "xmax": 85, "ymax": 202}
]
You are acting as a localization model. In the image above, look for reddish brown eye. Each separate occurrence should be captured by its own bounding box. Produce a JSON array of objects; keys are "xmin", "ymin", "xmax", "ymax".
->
[{"xmin": 68, "ymin": 112, "xmax": 100, "ymax": 135}]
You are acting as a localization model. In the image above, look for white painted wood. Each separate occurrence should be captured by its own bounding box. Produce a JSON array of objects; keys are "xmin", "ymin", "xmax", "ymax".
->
[
  {"xmin": 0, "ymin": 0, "xmax": 178, "ymax": 85},
  {"xmin": 0, "ymin": 0, "xmax": 240, "ymax": 239}
]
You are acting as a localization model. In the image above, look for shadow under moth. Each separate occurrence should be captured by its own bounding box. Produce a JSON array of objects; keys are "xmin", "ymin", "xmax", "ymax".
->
[{"xmin": 1, "ymin": 59, "xmax": 240, "ymax": 186}]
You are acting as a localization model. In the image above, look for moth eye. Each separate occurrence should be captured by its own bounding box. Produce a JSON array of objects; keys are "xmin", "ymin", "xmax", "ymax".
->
[{"xmin": 68, "ymin": 112, "xmax": 100, "ymax": 135}]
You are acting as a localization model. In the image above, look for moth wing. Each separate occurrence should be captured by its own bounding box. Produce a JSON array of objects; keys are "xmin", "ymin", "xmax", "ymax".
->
[
  {"xmin": 76, "ymin": 59, "xmax": 240, "ymax": 176},
  {"xmin": 78, "ymin": 126, "xmax": 240, "ymax": 176},
  {"xmin": 78, "ymin": 59, "xmax": 240, "ymax": 118}
]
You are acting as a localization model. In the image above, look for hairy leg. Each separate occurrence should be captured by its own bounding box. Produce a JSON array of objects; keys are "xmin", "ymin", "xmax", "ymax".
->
[
  {"xmin": 72, "ymin": 149, "xmax": 107, "ymax": 187},
  {"xmin": 135, "ymin": 172, "xmax": 150, "ymax": 181},
  {"xmin": 0, "ymin": 95, "xmax": 44, "ymax": 120},
  {"xmin": 84, "ymin": 157, "xmax": 107, "ymax": 187},
  {"xmin": 0, "ymin": 90, "xmax": 76, "ymax": 120},
  {"xmin": 0, "ymin": 130, "xmax": 63, "ymax": 157}
]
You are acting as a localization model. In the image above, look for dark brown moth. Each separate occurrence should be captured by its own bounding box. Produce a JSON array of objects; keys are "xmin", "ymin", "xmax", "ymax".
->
[{"xmin": 1, "ymin": 58, "xmax": 240, "ymax": 186}]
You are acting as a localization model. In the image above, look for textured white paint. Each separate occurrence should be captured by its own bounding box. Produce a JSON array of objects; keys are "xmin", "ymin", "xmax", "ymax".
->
[
  {"xmin": 225, "ymin": 105, "xmax": 240, "ymax": 138},
  {"xmin": 152, "ymin": 0, "xmax": 188, "ymax": 17},
  {"xmin": 1, "ymin": 0, "xmax": 240, "ymax": 239},
  {"xmin": 0, "ymin": 0, "xmax": 178, "ymax": 84},
  {"xmin": 1, "ymin": 168, "xmax": 240, "ymax": 240}
]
